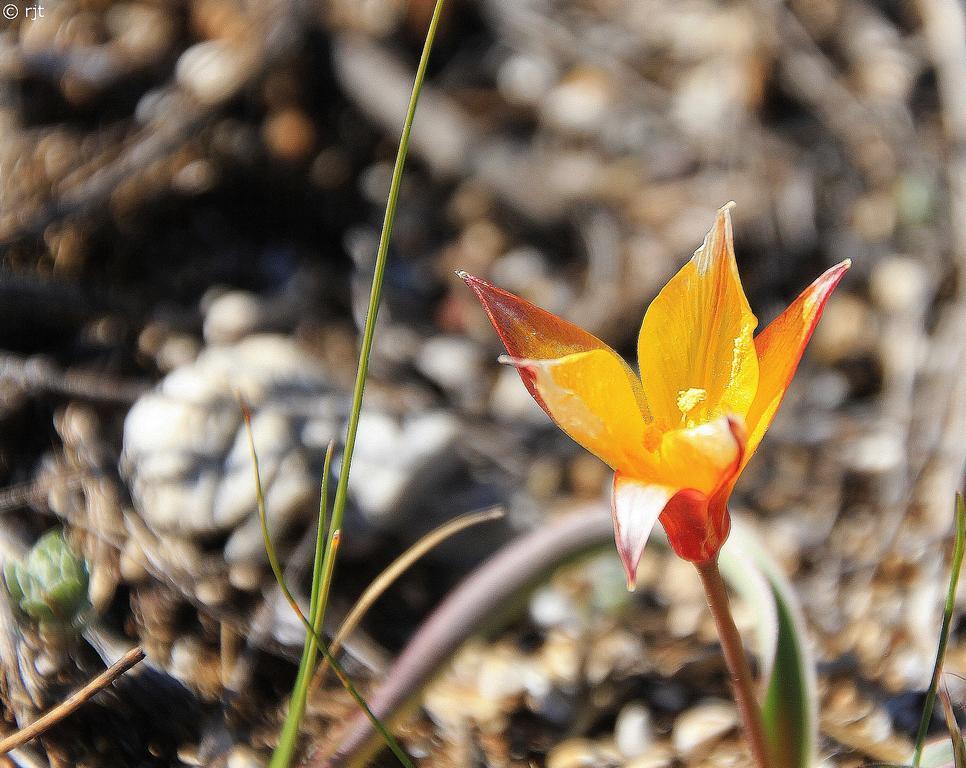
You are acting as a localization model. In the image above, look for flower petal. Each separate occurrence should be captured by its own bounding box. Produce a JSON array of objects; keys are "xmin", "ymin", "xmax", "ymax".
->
[
  {"xmin": 636, "ymin": 204, "xmax": 759, "ymax": 430},
  {"xmin": 503, "ymin": 349, "xmax": 653, "ymax": 473},
  {"xmin": 612, "ymin": 473, "xmax": 674, "ymax": 590},
  {"xmin": 657, "ymin": 414, "xmax": 745, "ymax": 495},
  {"xmin": 659, "ymin": 488, "xmax": 731, "ymax": 563},
  {"xmin": 460, "ymin": 272, "xmax": 612, "ymax": 360},
  {"xmin": 613, "ymin": 417, "xmax": 745, "ymax": 574},
  {"xmin": 744, "ymin": 259, "xmax": 851, "ymax": 463},
  {"xmin": 461, "ymin": 271, "xmax": 654, "ymax": 471}
]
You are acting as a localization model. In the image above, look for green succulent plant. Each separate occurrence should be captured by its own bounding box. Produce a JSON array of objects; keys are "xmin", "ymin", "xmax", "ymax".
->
[{"xmin": 4, "ymin": 530, "xmax": 91, "ymax": 634}]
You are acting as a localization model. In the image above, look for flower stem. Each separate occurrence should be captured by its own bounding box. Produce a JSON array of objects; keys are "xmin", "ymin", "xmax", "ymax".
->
[{"xmin": 696, "ymin": 557, "xmax": 772, "ymax": 768}]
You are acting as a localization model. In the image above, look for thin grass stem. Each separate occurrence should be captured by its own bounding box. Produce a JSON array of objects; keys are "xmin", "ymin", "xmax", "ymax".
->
[
  {"xmin": 310, "ymin": 507, "xmax": 504, "ymax": 689},
  {"xmin": 912, "ymin": 493, "xmax": 966, "ymax": 768},
  {"xmin": 271, "ymin": 441, "xmax": 335, "ymax": 768},
  {"xmin": 316, "ymin": 0, "xmax": 448, "ymax": 624},
  {"xmin": 242, "ymin": 410, "xmax": 413, "ymax": 768},
  {"xmin": 262, "ymin": 0, "xmax": 446, "ymax": 762}
]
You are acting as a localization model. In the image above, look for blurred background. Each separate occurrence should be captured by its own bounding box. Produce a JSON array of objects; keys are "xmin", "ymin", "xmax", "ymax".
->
[{"xmin": 0, "ymin": 0, "xmax": 964, "ymax": 765}]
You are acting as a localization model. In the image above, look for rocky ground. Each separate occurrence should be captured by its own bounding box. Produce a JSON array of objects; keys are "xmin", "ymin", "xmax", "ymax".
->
[{"xmin": 0, "ymin": 0, "xmax": 964, "ymax": 766}]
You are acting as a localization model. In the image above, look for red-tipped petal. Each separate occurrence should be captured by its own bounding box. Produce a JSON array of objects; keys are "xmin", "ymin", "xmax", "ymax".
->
[
  {"xmin": 459, "ymin": 272, "xmax": 610, "ymax": 362},
  {"xmin": 744, "ymin": 259, "xmax": 851, "ymax": 461},
  {"xmin": 461, "ymin": 272, "xmax": 654, "ymax": 472}
]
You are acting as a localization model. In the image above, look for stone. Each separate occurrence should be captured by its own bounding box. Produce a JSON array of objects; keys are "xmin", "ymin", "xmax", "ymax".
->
[
  {"xmin": 672, "ymin": 700, "xmax": 738, "ymax": 759},
  {"xmin": 121, "ymin": 336, "xmax": 329, "ymax": 536},
  {"xmin": 347, "ymin": 410, "xmax": 459, "ymax": 527},
  {"xmin": 176, "ymin": 41, "xmax": 252, "ymax": 105},
  {"xmin": 546, "ymin": 738, "xmax": 622, "ymax": 768},
  {"xmin": 614, "ymin": 701, "xmax": 653, "ymax": 758},
  {"xmin": 203, "ymin": 290, "xmax": 266, "ymax": 344}
]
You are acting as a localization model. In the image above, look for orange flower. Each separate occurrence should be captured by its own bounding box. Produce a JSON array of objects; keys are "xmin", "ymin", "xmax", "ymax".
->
[{"xmin": 461, "ymin": 203, "xmax": 850, "ymax": 587}]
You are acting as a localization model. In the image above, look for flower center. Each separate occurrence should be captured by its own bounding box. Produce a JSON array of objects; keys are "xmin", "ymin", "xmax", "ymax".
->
[{"xmin": 676, "ymin": 387, "xmax": 707, "ymax": 425}]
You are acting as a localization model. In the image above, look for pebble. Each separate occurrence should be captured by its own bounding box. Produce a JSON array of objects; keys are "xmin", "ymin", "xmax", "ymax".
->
[
  {"xmin": 585, "ymin": 629, "xmax": 645, "ymax": 685},
  {"xmin": 226, "ymin": 746, "xmax": 266, "ymax": 768},
  {"xmin": 623, "ymin": 743, "xmax": 675, "ymax": 768},
  {"xmin": 228, "ymin": 561, "xmax": 264, "ymax": 592},
  {"xmin": 843, "ymin": 430, "xmax": 905, "ymax": 475},
  {"xmin": 614, "ymin": 701, "xmax": 654, "ymax": 758},
  {"xmin": 541, "ymin": 68, "xmax": 614, "ymax": 135},
  {"xmin": 203, "ymin": 290, "xmax": 266, "ymax": 343},
  {"xmin": 869, "ymin": 256, "xmax": 929, "ymax": 313},
  {"xmin": 262, "ymin": 109, "xmax": 316, "ymax": 162},
  {"xmin": 168, "ymin": 637, "xmax": 222, "ymax": 699},
  {"xmin": 672, "ymin": 700, "xmax": 738, "ymax": 759},
  {"xmin": 530, "ymin": 586, "xmax": 574, "ymax": 629},
  {"xmin": 488, "ymin": 365, "xmax": 547, "ymax": 424},
  {"xmin": 176, "ymin": 41, "xmax": 252, "ymax": 105},
  {"xmin": 415, "ymin": 334, "xmax": 485, "ymax": 396},
  {"xmin": 546, "ymin": 738, "xmax": 622, "ymax": 768},
  {"xmin": 497, "ymin": 53, "xmax": 557, "ymax": 106},
  {"xmin": 347, "ymin": 410, "xmax": 459, "ymax": 527},
  {"xmin": 539, "ymin": 629, "xmax": 582, "ymax": 686},
  {"xmin": 122, "ymin": 335, "xmax": 332, "ymax": 536}
]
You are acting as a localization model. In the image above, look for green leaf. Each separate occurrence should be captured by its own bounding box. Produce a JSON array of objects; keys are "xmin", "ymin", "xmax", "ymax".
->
[
  {"xmin": 4, "ymin": 529, "xmax": 90, "ymax": 631},
  {"xmin": 720, "ymin": 519, "xmax": 818, "ymax": 768}
]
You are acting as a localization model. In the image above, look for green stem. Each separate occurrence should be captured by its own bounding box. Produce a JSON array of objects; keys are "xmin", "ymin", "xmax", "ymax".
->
[
  {"xmin": 264, "ymin": 0, "xmax": 447, "ymax": 762},
  {"xmin": 317, "ymin": 0, "xmax": 448, "ymax": 621},
  {"xmin": 696, "ymin": 557, "xmax": 772, "ymax": 768},
  {"xmin": 912, "ymin": 493, "xmax": 966, "ymax": 768},
  {"xmin": 271, "ymin": 442, "xmax": 335, "ymax": 768},
  {"xmin": 244, "ymin": 417, "xmax": 412, "ymax": 768}
]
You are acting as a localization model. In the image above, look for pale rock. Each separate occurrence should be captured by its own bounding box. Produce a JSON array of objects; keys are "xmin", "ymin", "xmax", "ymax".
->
[
  {"xmin": 546, "ymin": 738, "xmax": 622, "ymax": 768},
  {"xmin": 203, "ymin": 290, "xmax": 265, "ymax": 343},
  {"xmin": 614, "ymin": 701, "xmax": 653, "ymax": 758},
  {"xmin": 177, "ymin": 41, "xmax": 252, "ymax": 105},
  {"xmin": 226, "ymin": 746, "xmax": 266, "ymax": 768},
  {"xmin": 122, "ymin": 336, "xmax": 328, "ymax": 536},
  {"xmin": 489, "ymin": 365, "xmax": 546, "ymax": 424},
  {"xmin": 347, "ymin": 410, "xmax": 459, "ymax": 526},
  {"xmin": 623, "ymin": 743, "xmax": 675, "ymax": 768},
  {"xmin": 672, "ymin": 700, "xmax": 738, "ymax": 759},
  {"xmin": 416, "ymin": 335, "xmax": 484, "ymax": 393},
  {"xmin": 497, "ymin": 53, "xmax": 557, "ymax": 106},
  {"xmin": 541, "ymin": 69, "xmax": 614, "ymax": 135}
]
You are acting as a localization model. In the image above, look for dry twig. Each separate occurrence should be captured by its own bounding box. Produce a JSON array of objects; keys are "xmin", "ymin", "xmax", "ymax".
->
[{"xmin": 0, "ymin": 646, "xmax": 146, "ymax": 755}]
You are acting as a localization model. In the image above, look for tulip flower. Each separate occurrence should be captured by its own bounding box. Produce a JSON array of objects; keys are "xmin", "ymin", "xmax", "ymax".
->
[{"xmin": 461, "ymin": 203, "xmax": 849, "ymax": 587}]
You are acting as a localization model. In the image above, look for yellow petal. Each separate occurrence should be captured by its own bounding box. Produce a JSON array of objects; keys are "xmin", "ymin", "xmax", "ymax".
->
[
  {"xmin": 504, "ymin": 349, "xmax": 653, "ymax": 474},
  {"xmin": 743, "ymin": 259, "xmax": 851, "ymax": 464},
  {"xmin": 656, "ymin": 415, "xmax": 745, "ymax": 495},
  {"xmin": 637, "ymin": 204, "xmax": 759, "ymax": 430}
]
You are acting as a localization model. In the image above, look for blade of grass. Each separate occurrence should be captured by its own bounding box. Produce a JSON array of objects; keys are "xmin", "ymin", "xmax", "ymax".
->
[
  {"xmin": 913, "ymin": 493, "xmax": 966, "ymax": 768},
  {"xmin": 311, "ymin": 507, "xmax": 504, "ymax": 688},
  {"xmin": 271, "ymin": 439, "xmax": 335, "ymax": 768},
  {"xmin": 939, "ymin": 687, "xmax": 966, "ymax": 768},
  {"xmin": 241, "ymin": 408, "xmax": 413, "ymax": 768},
  {"xmin": 315, "ymin": 0, "xmax": 448, "ymax": 632},
  {"xmin": 263, "ymin": 0, "xmax": 447, "ymax": 763}
]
